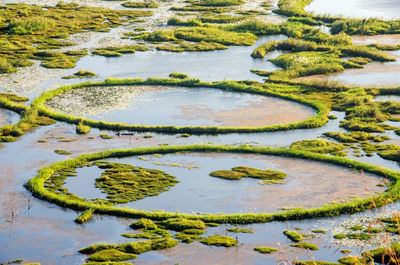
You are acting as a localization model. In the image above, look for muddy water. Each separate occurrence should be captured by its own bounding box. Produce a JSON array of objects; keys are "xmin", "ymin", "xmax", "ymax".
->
[
  {"xmin": 47, "ymin": 85, "xmax": 315, "ymax": 127},
  {"xmin": 305, "ymin": 0, "xmax": 400, "ymax": 20},
  {"xmin": 75, "ymin": 35, "xmax": 286, "ymax": 82}
]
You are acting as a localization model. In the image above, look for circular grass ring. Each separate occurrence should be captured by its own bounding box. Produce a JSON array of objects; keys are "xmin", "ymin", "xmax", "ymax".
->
[
  {"xmin": 25, "ymin": 145, "xmax": 400, "ymax": 224},
  {"xmin": 32, "ymin": 77, "xmax": 330, "ymax": 134}
]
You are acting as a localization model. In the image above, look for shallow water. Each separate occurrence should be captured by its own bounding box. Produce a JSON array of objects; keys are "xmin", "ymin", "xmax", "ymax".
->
[
  {"xmin": 0, "ymin": 108, "xmax": 20, "ymax": 126},
  {"xmin": 75, "ymin": 35, "xmax": 286, "ymax": 82},
  {"xmin": 49, "ymin": 85, "xmax": 315, "ymax": 128},
  {"xmin": 305, "ymin": 0, "xmax": 400, "ymax": 20},
  {"xmin": 299, "ymin": 50, "xmax": 400, "ymax": 87},
  {"xmin": 66, "ymin": 152, "xmax": 384, "ymax": 214}
]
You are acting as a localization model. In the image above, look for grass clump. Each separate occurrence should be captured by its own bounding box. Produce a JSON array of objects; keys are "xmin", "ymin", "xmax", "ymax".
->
[
  {"xmin": 54, "ymin": 149, "xmax": 72, "ymax": 155},
  {"xmin": 143, "ymin": 26, "xmax": 257, "ymax": 46},
  {"xmin": 63, "ymin": 70, "xmax": 97, "ymax": 79},
  {"xmin": 290, "ymin": 139, "xmax": 345, "ymax": 154},
  {"xmin": 9, "ymin": 17, "xmax": 56, "ymax": 35},
  {"xmin": 100, "ymin": 134, "xmax": 113, "ymax": 140},
  {"xmin": 210, "ymin": 166, "xmax": 286, "ymax": 184},
  {"xmin": 362, "ymin": 243, "xmax": 400, "ymax": 265},
  {"xmin": 117, "ymin": 238, "xmax": 179, "ymax": 254},
  {"xmin": 93, "ymin": 161, "xmax": 178, "ymax": 204},
  {"xmin": 129, "ymin": 218, "xmax": 158, "ymax": 230},
  {"xmin": 226, "ymin": 227, "xmax": 253, "ymax": 233},
  {"xmin": 75, "ymin": 208, "xmax": 95, "ymax": 224},
  {"xmin": 157, "ymin": 41, "xmax": 227, "ymax": 52},
  {"xmin": 169, "ymin": 73, "xmax": 189, "ymax": 79},
  {"xmin": 290, "ymin": 242, "xmax": 319, "ymax": 250},
  {"xmin": 159, "ymin": 217, "xmax": 206, "ymax": 231},
  {"xmin": 122, "ymin": 2, "xmax": 158, "ymax": 8},
  {"xmin": 254, "ymin": 247, "xmax": 278, "ymax": 254},
  {"xmin": 189, "ymin": 0, "xmax": 244, "ymax": 7},
  {"xmin": 338, "ymin": 256, "xmax": 366, "ymax": 265},
  {"xmin": 283, "ymin": 230, "xmax": 303, "ymax": 242},
  {"xmin": 76, "ymin": 122, "xmax": 91, "ymax": 135},
  {"xmin": 251, "ymin": 41, "xmax": 277, "ymax": 58},
  {"xmin": 323, "ymin": 131, "xmax": 389, "ymax": 143},
  {"xmin": 87, "ymin": 249, "xmax": 137, "ymax": 262},
  {"xmin": 200, "ymin": 235, "xmax": 238, "ymax": 247},
  {"xmin": 79, "ymin": 243, "xmax": 117, "ymax": 254}
]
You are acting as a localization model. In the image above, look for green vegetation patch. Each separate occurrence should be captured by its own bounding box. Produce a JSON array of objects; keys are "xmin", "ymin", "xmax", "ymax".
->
[
  {"xmin": 290, "ymin": 139, "xmax": 345, "ymax": 154},
  {"xmin": 141, "ymin": 26, "xmax": 257, "ymax": 46},
  {"xmin": 117, "ymin": 238, "xmax": 179, "ymax": 254},
  {"xmin": 323, "ymin": 131, "xmax": 389, "ymax": 143},
  {"xmin": 290, "ymin": 242, "xmax": 319, "ymax": 250},
  {"xmin": 200, "ymin": 235, "xmax": 238, "ymax": 247},
  {"xmin": 75, "ymin": 208, "xmax": 95, "ymax": 224},
  {"xmin": 122, "ymin": 2, "xmax": 158, "ymax": 8},
  {"xmin": 362, "ymin": 243, "xmax": 400, "ymax": 265},
  {"xmin": 254, "ymin": 247, "xmax": 278, "ymax": 254},
  {"xmin": 79, "ymin": 243, "xmax": 118, "ymax": 254},
  {"xmin": 283, "ymin": 230, "xmax": 303, "ymax": 242},
  {"xmin": 92, "ymin": 45, "xmax": 148, "ymax": 57},
  {"xmin": 76, "ymin": 122, "xmax": 91, "ymax": 135},
  {"xmin": 210, "ymin": 166, "xmax": 286, "ymax": 185},
  {"xmin": 158, "ymin": 217, "xmax": 206, "ymax": 231},
  {"xmin": 93, "ymin": 161, "xmax": 179, "ymax": 204},
  {"xmin": 226, "ymin": 227, "xmax": 253, "ymax": 233},
  {"xmin": 87, "ymin": 249, "xmax": 137, "ymax": 262},
  {"xmin": 0, "ymin": 3, "xmax": 152, "ymax": 73}
]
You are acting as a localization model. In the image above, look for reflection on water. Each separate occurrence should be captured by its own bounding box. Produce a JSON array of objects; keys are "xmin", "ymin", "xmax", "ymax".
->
[
  {"xmin": 75, "ymin": 35, "xmax": 287, "ymax": 82},
  {"xmin": 89, "ymin": 152, "xmax": 385, "ymax": 214},
  {"xmin": 306, "ymin": 0, "xmax": 400, "ymax": 20},
  {"xmin": 81, "ymin": 86, "xmax": 315, "ymax": 127},
  {"xmin": 0, "ymin": 108, "xmax": 20, "ymax": 126}
]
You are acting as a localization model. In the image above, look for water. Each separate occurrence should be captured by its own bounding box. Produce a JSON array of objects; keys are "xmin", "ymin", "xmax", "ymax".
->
[
  {"xmin": 53, "ymin": 86, "xmax": 315, "ymax": 128},
  {"xmin": 75, "ymin": 35, "xmax": 287, "ymax": 82},
  {"xmin": 306, "ymin": 0, "xmax": 400, "ymax": 20},
  {"xmin": 0, "ymin": 109, "xmax": 20, "ymax": 126}
]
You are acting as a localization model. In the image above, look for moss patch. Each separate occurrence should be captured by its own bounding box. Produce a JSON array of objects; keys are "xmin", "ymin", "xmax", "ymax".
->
[
  {"xmin": 200, "ymin": 235, "xmax": 238, "ymax": 247},
  {"xmin": 210, "ymin": 166, "xmax": 286, "ymax": 184},
  {"xmin": 254, "ymin": 247, "xmax": 278, "ymax": 254}
]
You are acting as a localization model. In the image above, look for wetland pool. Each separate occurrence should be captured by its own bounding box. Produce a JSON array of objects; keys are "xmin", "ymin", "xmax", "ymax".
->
[
  {"xmin": 63, "ymin": 152, "xmax": 385, "ymax": 214},
  {"xmin": 305, "ymin": 0, "xmax": 400, "ymax": 20},
  {"xmin": 46, "ymin": 85, "xmax": 315, "ymax": 128}
]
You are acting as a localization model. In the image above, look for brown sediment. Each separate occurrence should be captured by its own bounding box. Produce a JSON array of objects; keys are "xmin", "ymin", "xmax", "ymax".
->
[{"xmin": 173, "ymin": 99, "xmax": 314, "ymax": 127}]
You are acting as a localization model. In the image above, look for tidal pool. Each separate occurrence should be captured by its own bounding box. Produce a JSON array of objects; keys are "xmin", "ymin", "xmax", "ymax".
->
[
  {"xmin": 305, "ymin": 0, "xmax": 400, "ymax": 20},
  {"xmin": 63, "ymin": 152, "xmax": 385, "ymax": 214},
  {"xmin": 46, "ymin": 85, "xmax": 315, "ymax": 128},
  {"xmin": 74, "ymin": 35, "xmax": 286, "ymax": 82}
]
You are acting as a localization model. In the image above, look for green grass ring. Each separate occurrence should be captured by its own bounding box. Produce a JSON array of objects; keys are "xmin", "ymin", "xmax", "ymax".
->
[
  {"xmin": 32, "ymin": 77, "xmax": 329, "ymax": 134},
  {"xmin": 25, "ymin": 144, "xmax": 400, "ymax": 224}
]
